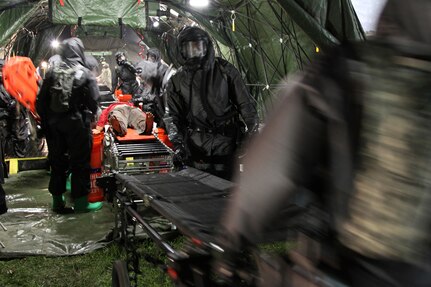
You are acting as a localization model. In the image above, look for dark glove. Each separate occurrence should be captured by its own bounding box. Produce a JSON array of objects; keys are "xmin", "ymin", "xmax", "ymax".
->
[
  {"xmin": 7, "ymin": 99, "xmax": 16, "ymax": 111},
  {"xmin": 136, "ymin": 67, "xmax": 142, "ymax": 75},
  {"xmin": 247, "ymin": 122, "xmax": 259, "ymax": 138},
  {"xmin": 173, "ymin": 145, "xmax": 186, "ymax": 169},
  {"xmin": 36, "ymin": 124, "xmax": 45, "ymax": 139}
]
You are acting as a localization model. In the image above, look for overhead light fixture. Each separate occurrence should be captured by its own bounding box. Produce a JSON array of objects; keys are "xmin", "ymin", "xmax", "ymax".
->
[
  {"xmin": 51, "ymin": 40, "xmax": 60, "ymax": 49},
  {"xmin": 153, "ymin": 20, "xmax": 160, "ymax": 28},
  {"xmin": 170, "ymin": 9, "xmax": 179, "ymax": 17},
  {"xmin": 40, "ymin": 61, "xmax": 48, "ymax": 69},
  {"xmin": 189, "ymin": 0, "xmax": 209, "ymax": 8}
]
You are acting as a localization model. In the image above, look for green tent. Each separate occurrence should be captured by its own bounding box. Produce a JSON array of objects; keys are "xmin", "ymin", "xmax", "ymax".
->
[{"xmin": 0, "ymin": 0, "xmax": 364, "ymax": 114}]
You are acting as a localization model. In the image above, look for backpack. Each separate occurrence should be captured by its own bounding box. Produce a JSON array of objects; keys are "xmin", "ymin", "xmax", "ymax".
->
[
  {"xmin": 313, "ymin": 42, "xmax": 431, "ymax": 267},
  {"xmin": 49, "ymin": 62, "xmax": 78, "ymax": 113},
  {"xmin": 337, "ymin": 42, "xmax": 431, "ymax": 267}
]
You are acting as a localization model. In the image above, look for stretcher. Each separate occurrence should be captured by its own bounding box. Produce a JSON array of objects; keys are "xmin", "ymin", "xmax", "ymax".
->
[
  {"xmin": 103, "ymin": 168, "xmax": 319, "ymax": 287},
  {"xmin": 102, "ymin": 127, "xmax": 174, "ymax": 175}
]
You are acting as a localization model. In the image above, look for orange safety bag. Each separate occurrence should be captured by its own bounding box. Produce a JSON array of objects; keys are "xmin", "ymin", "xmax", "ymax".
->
[
  {"xmin": 114, "ymin": 89, "xmax": 132, "ymax": 102},
  {"xmin": 2, "ymin": 57, "xmax": 41, "ymax": 118}
]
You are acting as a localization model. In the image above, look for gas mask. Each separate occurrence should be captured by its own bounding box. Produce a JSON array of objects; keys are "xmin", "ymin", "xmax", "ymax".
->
[
  {"xmin": 180, "ymin": 40, "xmax": 207, "ymax": 60},
  {"xmin": 116, "ymin": 53, "xmax": 126, "ymax": 65}
]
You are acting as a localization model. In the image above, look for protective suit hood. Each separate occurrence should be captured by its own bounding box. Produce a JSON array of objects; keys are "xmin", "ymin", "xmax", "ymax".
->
[
  {"xmin": 147, "ymin": 48, "xmax": 162, "ymax": 63},
  {"xmin": 177, "ymin": 26, "xmax": 215, "ymax": 70},
  {"xmin": 60, "ymin": 38, "xmax": 86, "ymax": 66},
  {"xmin": 376, "ymin": 0, "xmax": 431, "ymax": 58}
]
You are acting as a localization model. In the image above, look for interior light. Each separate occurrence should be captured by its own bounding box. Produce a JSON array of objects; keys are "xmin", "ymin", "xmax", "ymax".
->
[
  {"xmin": 170, "ymin": 9, "xmax": 179, "ymax": 17},
  {"xmin": 40, "ymin": 61, "xmax": 48, "ymax": 69},
  {"xmin": 51, "ymin": 40, "xmax": 60, "ymax": 49},
  {"xmin": 153, "ymin": 20, "xmax": 160, "ymax": 28},
  {"xmin": 189, "ymin": 0, "xmax": 209, "ymax": 8}
]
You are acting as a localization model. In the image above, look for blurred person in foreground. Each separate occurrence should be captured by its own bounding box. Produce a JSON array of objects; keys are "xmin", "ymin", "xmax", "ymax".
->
[
  {"xmin": 165, "ymin": 26, "xmax": 259, "ymax": 180},
  {"xmin": 216, "ymin": 1, "xmax": 431, "ymax": 286}
]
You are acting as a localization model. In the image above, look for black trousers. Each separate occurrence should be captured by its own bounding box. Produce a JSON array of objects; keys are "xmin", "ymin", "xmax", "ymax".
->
[{"xmin": 46, "ymin": 114, "xmax": 92, "ymax": 199}]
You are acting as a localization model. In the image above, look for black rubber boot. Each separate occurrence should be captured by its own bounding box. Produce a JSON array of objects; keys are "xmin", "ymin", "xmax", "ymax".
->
[
  {"xmin": 0, "ymin": 201, "xmax": 7, "ymax": 215},
  {"xmin": 52, "ymin": 194, "xmax": 74, "ymax": 214},
  {"xmin": 0, "ymin": 185, "xmax": 7, "ymax": 215}
]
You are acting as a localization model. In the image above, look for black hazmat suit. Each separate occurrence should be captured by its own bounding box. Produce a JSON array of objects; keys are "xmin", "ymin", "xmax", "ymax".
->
[
  {"xmin": 147, "ymin": 48, "xmax": 169, "ymax": 84},
  {"xmin": 0, "ymin": 80, "xmax": 15, "ymax": 214},
  {"xmin": 0, "ymin": 63, "xmax": 29, "ymax": 214},
  {"xmin": 218, "ymin": 1, "xmax": 431, "ymax": 286},
  {"xmin": 165, "ymin": 26, "xmax": 258, "ymax": 179},
  {"xmin": 36, "ymin": 38, "xmax": 99, "ymax": 200},
  {"xmin": 113, "ymin": 54, "xmax": 139, "ymax": 96},
  {"xmin": 136, "ymin": 59, "xmax": 171, "ymax": 127},
  {"xmin": 0, "ymin": 85, "xmax": 10, "ymax": 213}
]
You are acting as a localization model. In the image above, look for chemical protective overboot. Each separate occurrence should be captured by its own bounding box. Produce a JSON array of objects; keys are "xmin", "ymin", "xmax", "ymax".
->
[
  {"xmin": 0, "ymin": 185, "xmax": 7, "ymax": 215},
  {"xmin": 52, "ymin": 194, "xmax": 74, "ymax": 214},
  {"xmin": 66, "ymin": 174, "xmax": 71, "ymax": 192},
  {"xmin": 0, "ymin": 199, "xmax": 7, "ymax": 215},
  {"xmin": 74, "ymin": 196, "xmax": 103, "ymax": 213}
]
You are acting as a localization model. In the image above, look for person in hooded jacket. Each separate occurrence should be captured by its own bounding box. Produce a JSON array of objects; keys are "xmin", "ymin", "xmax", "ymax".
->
[
  {"xmin": 0, "ymin": 59, "xmax": 31, "ymax": 215},
  {"xmin": 165, "ymin": 26, "xmax": 259, "ymax": 180},
  {"xmin": 146, "ymin": 48, "xmax": 169, "ymax": 83},
  {"xmin": 36, "ymin": 37, "xmax": 101, "ymax": 213},
  {"xmin": 112, "ymin": 51, "xmax": 139, "ymax": 97},
  {"xmin": 215, "ymin": 1, "xmax": 431, "ymax": 286},
  {"xmin": 0, "ymin": 60, "xmax": 15, "ymax": 215}
]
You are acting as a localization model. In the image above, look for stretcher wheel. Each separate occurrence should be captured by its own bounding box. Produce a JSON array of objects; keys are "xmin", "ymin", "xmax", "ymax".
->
[{"xmin": 112, "ymin": 260, "xmax": 131, "ymax": 287}]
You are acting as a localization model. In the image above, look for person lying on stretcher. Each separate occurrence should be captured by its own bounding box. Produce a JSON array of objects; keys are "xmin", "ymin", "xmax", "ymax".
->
[{"xmin": 93, "ymin": 102, "xmax": 153, "ymax": 136}]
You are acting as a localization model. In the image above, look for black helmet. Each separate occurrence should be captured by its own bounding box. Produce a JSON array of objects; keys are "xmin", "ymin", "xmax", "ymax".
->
[
  {"xmin": 115, "ymin": 51, "xmax": 126, "ymax": 65},
  {"xmin": 177, "ymin": 26, "xmax": 209, "ymax": 61}
]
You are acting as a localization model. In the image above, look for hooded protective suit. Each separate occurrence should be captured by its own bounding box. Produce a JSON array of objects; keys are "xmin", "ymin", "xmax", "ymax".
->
[
  {"xmin": 36, "ymin": 37, "xmax": 99, "ymax": 200},
  {"xmin": 165, "ymin": 26, "xmax": 259, "ymax": 179},
  {"xmin": 218, "ymin": 1, "xmax": 431, "ymax": 286},
  {"xmin": 113, "ymin": 52, "xmax": 139, "ymax": 96}
]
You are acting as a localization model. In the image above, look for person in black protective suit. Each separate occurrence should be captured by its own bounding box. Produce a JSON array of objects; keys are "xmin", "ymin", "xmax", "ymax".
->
[
  {"xmin": 36, "ymin": 37, "xmax": 102, "ymax": 213},
  {"xmin": 165, "ymin": 26, "xmax": 259, "ymax": 180},
  {"xmin": 215, "ymin": 1, "xmax": 431, "ymax": 286},
  {"xmin": 146, "ymin": 48, "xmax": 169, "ymax": 82},
  {"xmin": 112, "ymin": 51, "xmax": 140, "ymax": 97},
  {"xmin": 0, "ymin": 59, "xmax": 30, "ymax": 215},
  {"xmin": 136, "ymin": 58, "xmax": 174, "ymax": 128}
]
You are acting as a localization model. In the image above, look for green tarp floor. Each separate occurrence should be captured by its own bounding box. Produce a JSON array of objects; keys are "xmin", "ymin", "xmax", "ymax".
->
[{"xmin": 0, "ymin": 170, "xmax": 115, "ymax": 258}]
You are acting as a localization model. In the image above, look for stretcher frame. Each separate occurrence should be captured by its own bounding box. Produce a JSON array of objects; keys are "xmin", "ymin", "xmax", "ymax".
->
[
  {"xmin": 103, "ymin": 169, "xmax": 335, "ymax": 287},
  {"xmin": 102, "ymin": 127, "xmax": 174, "ymax": 175}
]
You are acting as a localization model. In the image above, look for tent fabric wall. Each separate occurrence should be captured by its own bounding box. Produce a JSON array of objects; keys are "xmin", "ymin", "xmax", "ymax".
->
[
  {"xmin": 50, "ymin": 0, "xmax": 147, "ymax": 28},
  {"xmin": 0, "ymin": 4, "xmax": 37, "ymax": 47},
  {"xmin": 0, "ymin": 0, "xmax": 365, "ymax": 114}
]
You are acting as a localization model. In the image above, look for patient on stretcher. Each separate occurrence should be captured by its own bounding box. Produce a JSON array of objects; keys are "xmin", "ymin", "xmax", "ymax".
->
[{"xmin": 93, "ymin": 102, "xmax": 153, "ymax": 136}]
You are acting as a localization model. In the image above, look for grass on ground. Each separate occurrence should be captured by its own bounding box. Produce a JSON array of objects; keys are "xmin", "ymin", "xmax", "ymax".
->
[{"xmin": 0, "ymin": 240, "xmax": 173, "ymax": 287}]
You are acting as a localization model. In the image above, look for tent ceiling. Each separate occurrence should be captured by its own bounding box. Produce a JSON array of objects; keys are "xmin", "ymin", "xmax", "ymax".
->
[
  {"xmin": 0, "ymin": 0, "xmax": 39, "ymax": 11},
  {"xmin": 0, "ymin": 0, "xmax": 365, "ymax": 114}
]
